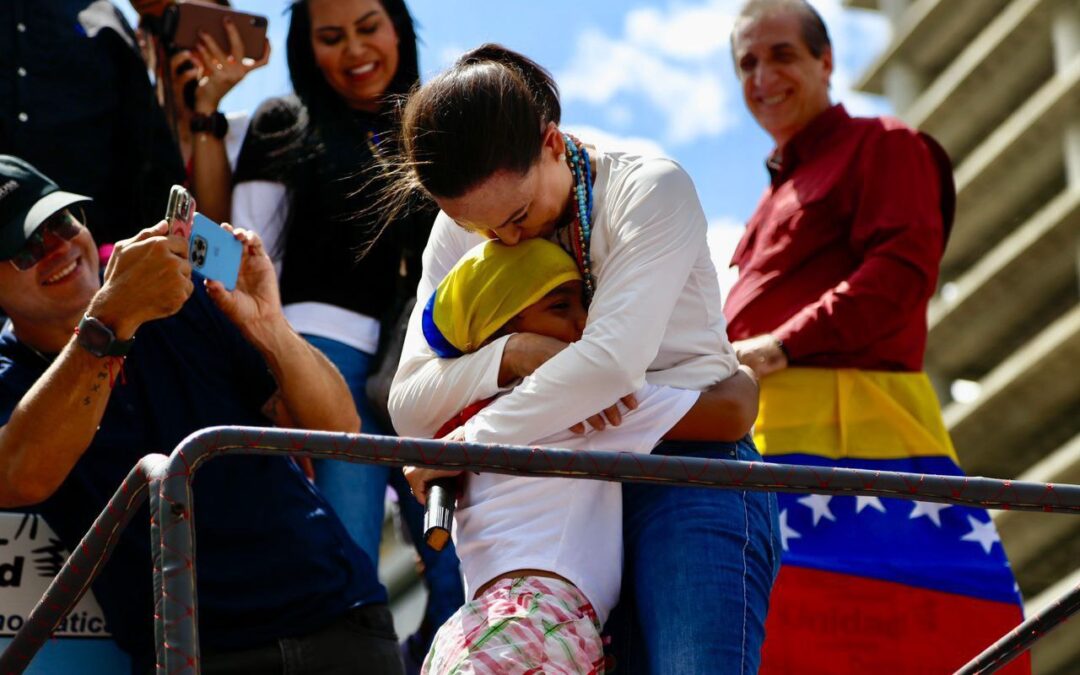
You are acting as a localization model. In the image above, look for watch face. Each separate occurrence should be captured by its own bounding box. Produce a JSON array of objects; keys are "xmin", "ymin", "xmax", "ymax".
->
[
  {"xmin": 83, "ymin": 318, "xmax": 112, "ymax": 355},
  {"xmin": 77, "ymin": 316, "xmax": 132, "ymax": 357}
]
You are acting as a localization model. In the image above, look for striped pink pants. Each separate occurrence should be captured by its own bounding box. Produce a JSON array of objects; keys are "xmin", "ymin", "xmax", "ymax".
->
[{"xmin": 422, "ymin": 576, "xmax": 606, "ymax": 675}]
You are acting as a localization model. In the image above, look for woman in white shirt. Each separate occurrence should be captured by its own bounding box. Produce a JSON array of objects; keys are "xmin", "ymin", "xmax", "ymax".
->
[{"xmin": 389, "ymin": 44, "xmax": 780, "ymax": 675}]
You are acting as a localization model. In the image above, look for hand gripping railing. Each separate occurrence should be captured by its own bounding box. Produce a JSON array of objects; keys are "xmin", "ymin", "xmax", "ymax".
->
[{"xmin": 3, "ymin": 426, "xmax": 1079, "ymax": 675}]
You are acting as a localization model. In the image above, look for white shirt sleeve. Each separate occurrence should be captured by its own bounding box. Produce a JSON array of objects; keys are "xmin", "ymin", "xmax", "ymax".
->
[
  {"xmin": 465, "ymin": 384, "xmax": 701, "ymax": 454},
  {"xmin": 465, "ymin": 159, "xmax": 708, "ymax": 446},
  {"xmin": 223, "ymin": 111, "xmax": 251, "ymax": 170},
  {"xmin": 388, "ymin": 212, "xmax": 510, "ymax": 438},
  {"xmin": 232, "ymin": 180, "xmax": 289, "ymax": 276}
]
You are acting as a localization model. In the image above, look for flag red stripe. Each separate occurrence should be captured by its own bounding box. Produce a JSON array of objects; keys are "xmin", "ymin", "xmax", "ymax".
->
[{"xmin": 760, "ymin": 566, "xmax": 1031, "ymax": 674}]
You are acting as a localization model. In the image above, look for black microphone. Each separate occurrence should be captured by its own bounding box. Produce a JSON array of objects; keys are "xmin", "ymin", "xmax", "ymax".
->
[{"xmin": 423, "ymin": 478, "xmax": 457, "ymax": 552}]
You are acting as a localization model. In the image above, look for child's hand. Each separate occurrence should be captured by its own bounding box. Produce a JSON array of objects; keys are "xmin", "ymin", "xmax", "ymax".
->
[
  {"xmin": 499, "ymin": 333, "xmax": 569, "ymax": 386},
  {"xmin": 569, "ymin": 393, "xmax": 639, "ymax": 434}
]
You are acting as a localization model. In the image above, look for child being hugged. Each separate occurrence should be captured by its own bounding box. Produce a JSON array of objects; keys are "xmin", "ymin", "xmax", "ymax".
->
[{"xmin": 410, "ymin": 238, "xmax": 757, "ymax": 675}]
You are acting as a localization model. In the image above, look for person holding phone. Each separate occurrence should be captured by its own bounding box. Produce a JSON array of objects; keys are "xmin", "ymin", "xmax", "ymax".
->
[
  {"xmin": 139, "ymin": 0, "xmax": 271, "ymax": 223},
  {"xmin": 0, "ymin": 155, "xmax": 402, "ymax": 674},
  {"xmin": 229, "ymin": 0, "xmax": 461, "ymax": 668}
]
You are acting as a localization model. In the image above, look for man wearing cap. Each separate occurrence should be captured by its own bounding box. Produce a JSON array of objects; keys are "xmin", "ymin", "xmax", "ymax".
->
[
  {"xmin": 0, "ymin": 155, "xmax": 405, "ymax": 674},
  {"xmin": 723, "ymin": 2, "xmax": 1026, "ymax": 673}
]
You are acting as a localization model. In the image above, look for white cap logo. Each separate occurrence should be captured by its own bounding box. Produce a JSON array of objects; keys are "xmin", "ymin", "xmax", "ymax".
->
[{"xmin": 0, "ymin": 179, "xmax": 18, "ymax": 202}]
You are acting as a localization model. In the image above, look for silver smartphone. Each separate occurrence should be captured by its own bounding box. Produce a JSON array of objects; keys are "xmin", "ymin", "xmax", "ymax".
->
[{"xmin": 165, "ymin": 185, "xmax": 196, "ymax": 239}]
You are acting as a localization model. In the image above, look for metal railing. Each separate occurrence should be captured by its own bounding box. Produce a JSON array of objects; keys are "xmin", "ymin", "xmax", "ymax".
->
[{"xmin": 2, "ymin": 426, "xmax": 1079, "ymax": 675}]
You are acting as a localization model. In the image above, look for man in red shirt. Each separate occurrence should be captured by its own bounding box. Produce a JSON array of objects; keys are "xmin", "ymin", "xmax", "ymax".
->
[
  {"xmin": 725, "ymin": 0, "xmax": 946, "ymax": 373},
  {"xmin": 724, "ymin": 2, "xmax": 1028, "ymax": 673}
]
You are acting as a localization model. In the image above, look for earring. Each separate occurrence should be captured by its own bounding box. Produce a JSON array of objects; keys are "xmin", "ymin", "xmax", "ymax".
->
[{"xmin": 557, "ymin": 153, "xmax": 566, "ymax": 162}]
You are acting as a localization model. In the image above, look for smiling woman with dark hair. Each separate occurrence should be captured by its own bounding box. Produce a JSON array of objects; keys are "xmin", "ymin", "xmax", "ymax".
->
[{"xmin": 229, "ymin": 1, "xmax": 462, "ymax": 667}]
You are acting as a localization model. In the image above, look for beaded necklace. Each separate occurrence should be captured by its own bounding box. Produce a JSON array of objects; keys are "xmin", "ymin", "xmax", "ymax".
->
[{"xmin": 562, "ymin": 133, "xmax": 595, "ymax": 303}]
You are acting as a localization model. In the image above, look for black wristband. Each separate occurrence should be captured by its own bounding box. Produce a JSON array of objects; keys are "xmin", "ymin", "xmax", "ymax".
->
[{"xmin": 190, "ymin": 111, "xmax": 228, "ymax": 139}]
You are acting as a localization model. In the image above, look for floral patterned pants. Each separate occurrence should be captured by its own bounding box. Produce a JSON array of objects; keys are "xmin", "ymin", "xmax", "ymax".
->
[{"xmin": 422, "ymin": 576, "xmax": 605, "ymax": 675}]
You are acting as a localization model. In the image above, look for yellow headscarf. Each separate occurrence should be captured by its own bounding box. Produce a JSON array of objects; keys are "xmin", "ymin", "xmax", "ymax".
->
[{"xmin": 422, "ymin": 239, "xmax": 582, "ymax": 357}]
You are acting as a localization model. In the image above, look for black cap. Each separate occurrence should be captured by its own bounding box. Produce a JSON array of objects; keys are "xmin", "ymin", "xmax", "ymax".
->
[{"xmin": 0, "ymin": 155, "xmax": 92, "ymax": 260}]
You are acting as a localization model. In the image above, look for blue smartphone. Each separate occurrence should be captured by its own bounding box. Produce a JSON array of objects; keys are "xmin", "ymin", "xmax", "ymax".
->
[{"xmin": 189, "ymin": 213, "xmax": 242, "ymax": 291}]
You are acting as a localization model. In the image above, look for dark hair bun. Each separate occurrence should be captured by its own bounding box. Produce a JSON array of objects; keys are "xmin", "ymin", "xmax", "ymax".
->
[{"xmin": 399, "ymin": 44, "xmax": 562, "ymax": 199}]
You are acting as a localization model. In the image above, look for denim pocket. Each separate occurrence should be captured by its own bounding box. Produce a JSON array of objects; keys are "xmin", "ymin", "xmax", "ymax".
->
[{"xmin": 734, "ymin": 435, "xmax": 763, "ymax": 462}]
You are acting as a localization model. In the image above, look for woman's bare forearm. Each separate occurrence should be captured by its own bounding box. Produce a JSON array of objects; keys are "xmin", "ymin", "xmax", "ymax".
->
[{"xmin": 664, "ymin": 366, "xmax": 759, "ymax": 441}]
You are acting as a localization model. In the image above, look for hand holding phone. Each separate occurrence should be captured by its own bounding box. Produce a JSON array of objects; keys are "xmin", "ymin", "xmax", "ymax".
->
[
  {"xmin": 189, "ymin": 213, "xmax": 242, "ymax": 291},
  {"xmin": 162, "ymin": 1, "xmax": 269, "ymax": 60}
]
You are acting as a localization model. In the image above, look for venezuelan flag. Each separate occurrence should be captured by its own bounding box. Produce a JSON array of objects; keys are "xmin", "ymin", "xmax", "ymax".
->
[{"xmin": 756, "ymin": 368, "xmax": 1029, "ymax": 674}]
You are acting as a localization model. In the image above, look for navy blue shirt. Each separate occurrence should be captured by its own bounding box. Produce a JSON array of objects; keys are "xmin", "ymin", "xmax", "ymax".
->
[{"xmin": 0, "ymin": 285, "xmax": 385, "ymax": 668}]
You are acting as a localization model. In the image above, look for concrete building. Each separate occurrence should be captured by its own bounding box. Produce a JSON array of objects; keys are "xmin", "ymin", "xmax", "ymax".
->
[{"xmin": 845, "ymin": 0, "xmax": 1080, "ymax": 672}]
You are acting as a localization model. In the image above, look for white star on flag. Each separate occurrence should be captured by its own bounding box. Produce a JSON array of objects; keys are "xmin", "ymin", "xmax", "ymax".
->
[
  {"xmin": 909, "ymin": 501, "xmax": 951, "ymax": 527},
  {"xmin": 855, "ymin": 496, "xmax": 886, "ymax": 514},
  {"xmin": 779, "ymin": 508, "xmax": 801, "ymax": 551},
  {"xmin": 797, "ymin": 494, "xmax": 836, "ymax": 526},
  {"xmin": 961, "ymin": 515, "xmax": 1001, "ymax": 554}
]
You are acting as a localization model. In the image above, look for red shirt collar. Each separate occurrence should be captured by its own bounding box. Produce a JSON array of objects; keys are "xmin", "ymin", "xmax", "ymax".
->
[{"xmin": 766, "ymin": 104, "xmax": 850, "ymax": 185}]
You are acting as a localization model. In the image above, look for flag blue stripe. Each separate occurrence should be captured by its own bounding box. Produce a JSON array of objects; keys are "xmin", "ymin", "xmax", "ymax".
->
[{"xmin": 767, "ymin": 453, "xmax": 1022, "ymax": 606}]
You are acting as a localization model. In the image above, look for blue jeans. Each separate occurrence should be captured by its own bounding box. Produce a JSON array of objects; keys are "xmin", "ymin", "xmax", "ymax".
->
[
  {"xmin": 305, "ymin": 335, "xmax": 392, "ymax": 561},
  {"xmin": 608, "ymin": 437, "xmax": 781, "ymax": 674},
  {"xmin": 302, "ymin": 336, "xmax": 465, "ymax": 639}
]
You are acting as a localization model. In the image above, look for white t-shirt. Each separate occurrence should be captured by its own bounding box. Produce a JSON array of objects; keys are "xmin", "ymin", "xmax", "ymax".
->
[
  {"xmin": 389, "ymin": 149, "xmax": 739, "ymax": 441},
  {"xmin": 453, "ymin": 384, "xmax": 699, "ymax": 624}
]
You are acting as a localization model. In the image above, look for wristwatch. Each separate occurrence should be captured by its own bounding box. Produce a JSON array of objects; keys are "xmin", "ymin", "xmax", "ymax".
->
[
  {"xmin": 190, "ymin": 111, "xmax": 229, "ymax": 139},
  {"xmin": 76, "ymin": 315, "xmax": 134, "ymax": 358}
]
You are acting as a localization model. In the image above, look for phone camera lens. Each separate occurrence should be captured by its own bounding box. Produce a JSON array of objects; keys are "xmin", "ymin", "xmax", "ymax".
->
[{"xmin": 191, "ymin": 236, "xmax": 208, "ymax": 267}]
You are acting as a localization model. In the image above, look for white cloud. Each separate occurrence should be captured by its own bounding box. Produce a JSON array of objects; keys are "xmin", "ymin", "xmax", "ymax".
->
[
  {"xmin": 562, "ymin": 124, "xmax": 668, "ymax": 159},
  {"xmin": 558, "ymin": 0, "xmax": 891, "ymax": 146},
  {"xmin": 624, "ymin": 3, "xmax": 736, "ymax": 61},
  {"xmin": 559, "ymin": 28, "xmax": 733, "ymax": 145},
  {"xmin": 706, "ymin": 216, "xmax": 746, "ymax": 299},
  {"xmin": 606, "ymin": 104, "xmax": 634, "ymax": 129}
]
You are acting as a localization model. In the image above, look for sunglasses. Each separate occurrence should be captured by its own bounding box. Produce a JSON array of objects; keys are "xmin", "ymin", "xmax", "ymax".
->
[{"xmin": 8, "ymin": 209, "xmax": 84, "ymax": 272}]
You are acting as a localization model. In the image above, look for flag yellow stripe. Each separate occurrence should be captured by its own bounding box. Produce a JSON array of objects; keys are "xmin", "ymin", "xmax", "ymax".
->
[{"xmin": 753, "ymin": 367, "xmax": 958, "ymax": 463}]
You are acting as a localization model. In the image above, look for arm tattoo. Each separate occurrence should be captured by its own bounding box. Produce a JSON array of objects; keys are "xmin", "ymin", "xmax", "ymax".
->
[{"xmin": 82, "ymin": 368, "xmax": 110, "ymax": 406}]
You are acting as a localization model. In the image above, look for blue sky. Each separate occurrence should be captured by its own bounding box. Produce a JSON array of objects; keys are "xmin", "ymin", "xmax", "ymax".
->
[{"xmin": 121, "ymin": 0, "xmax": 891, "ymax": 289}]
